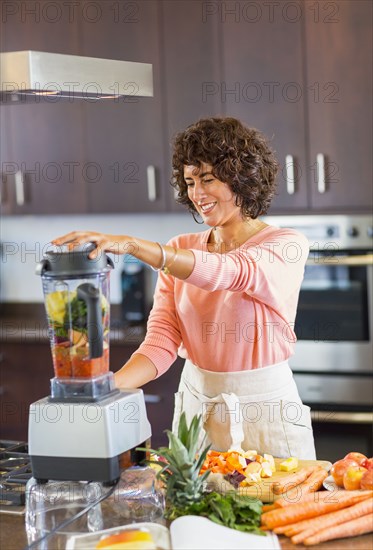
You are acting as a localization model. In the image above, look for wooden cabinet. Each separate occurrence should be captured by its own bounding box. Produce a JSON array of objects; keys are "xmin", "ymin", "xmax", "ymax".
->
[
  {"xmin": 0, "ymin": 3, "xmax": 87, "ymax": 214},
  {"xmin": 110, "ymin": 346, "xmax": 182, "ymax": 448},
  {"xmin": 0, "ymin": 343, "xmax": 52, "ymax": 441},
  {"xmin": 0, "ymin": 339, "xmax": 181, "ymax": 448},
  {"xmin": 78, "ymin": 0, "xmax": 168, "ymax": 213},
  {"xmin": 305, "ymin": 0, "xmax": 372, "ymax": 211},
  {"xmin": 161, "ymin": 0, "xmax": 222, "ymax": 212},
  {"xmin": 219, "ymin": 0, "xmax": 372, "ymax": 213}
]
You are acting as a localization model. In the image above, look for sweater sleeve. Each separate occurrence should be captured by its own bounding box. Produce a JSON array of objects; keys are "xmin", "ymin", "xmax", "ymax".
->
[
  {"xmin": 186, "ymin": 229, "xmax": 309, "ymax": 314},
  {"xmin": 133, "ymin": 246, "xmax": 182, "ymax": 378}
]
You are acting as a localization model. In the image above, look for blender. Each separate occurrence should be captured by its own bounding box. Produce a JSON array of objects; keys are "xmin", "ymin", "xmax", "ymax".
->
[{"xmin": 28, "ymin": 244, "xmax": 151, "ymax": 484}]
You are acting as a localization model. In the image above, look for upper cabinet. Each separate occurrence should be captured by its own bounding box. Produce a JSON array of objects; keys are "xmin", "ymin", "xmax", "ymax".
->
[
  {"xmin": 0, "ymin": 4, "xmax": 87, "ymax": 214},
  {"xmin": 305, "ymin": 0, "xmax": 372, "ymax": 211},
  {"xmin": 1, "ymin": 0, "xmax": 371, "ymax": 215},
  {"xmin": 219, "ymin": 0, "xmax": 372, "ymax": 213},
  {"xmin": 161, "ymin": 0, "xmax": 222, "ymax": 211},
  {"xmin": 78, "ymin": 0, "xmax": 168, "ymax": 213}
]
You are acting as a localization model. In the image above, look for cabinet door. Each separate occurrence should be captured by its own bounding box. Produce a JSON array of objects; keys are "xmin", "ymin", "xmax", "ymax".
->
[
  {"xmin": 162, "ymin": 0, "xmax": 222, "ymax": 212},
  {"xmin": 220, "ymin": 1, "xmax": 308, "ymax": 212},
  {"xmin": 0, "ymin": 3, "xmax": 87, "ymax": 214},
  {"xmin": 306, "ymin": 0, "xmax": 372, "ymax": 211},
  {"xmin": 79, "ymin": 0, "xmax": 167, "ymax": 213},
  {"xmin": 0, "ymin": 344, "xmax": 51, "ymax": 441}
]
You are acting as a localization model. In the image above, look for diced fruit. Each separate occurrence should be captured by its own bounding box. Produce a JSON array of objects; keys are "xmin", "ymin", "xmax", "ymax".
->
[
  {"xmin": 264, "ymin": 453, "xmax": 276, "ymax": 472},
  {"xmin": 243, "ymin": 450, "xmax": 257, "ymax": 459},
  {"xmin": 244, "ymin": 461, "xmax": 262, "ymax": 476},
  {"xmin": 46, "ymin": 290, "xmax": 75, "ymax": 324},
  {"xmin": 280, "ymin": 457, "xmax": 299, "ymax": 471},
  {"xmin": 241, "ymin": 472, "xmax": 261, "ymax": 485},
  {"xmin": 260, "ymin": 461, "xmax": 273, "ymax": 478}
]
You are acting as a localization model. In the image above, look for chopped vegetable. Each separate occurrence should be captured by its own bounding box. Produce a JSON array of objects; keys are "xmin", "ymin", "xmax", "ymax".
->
[{"xmin": 279, "ymin": 457, "xmax": 299, "ymax": 471}]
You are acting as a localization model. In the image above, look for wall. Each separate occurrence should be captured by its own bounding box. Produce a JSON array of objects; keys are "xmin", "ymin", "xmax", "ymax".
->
[{"xmin": 0, "ymin": 212, "xmax": 198, "ymax": 303}]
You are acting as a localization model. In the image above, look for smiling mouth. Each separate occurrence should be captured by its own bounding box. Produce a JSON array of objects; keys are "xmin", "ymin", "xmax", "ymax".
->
[{"xmin": 199, "ymin": 202, "xmax": 216, "ymax": 213}]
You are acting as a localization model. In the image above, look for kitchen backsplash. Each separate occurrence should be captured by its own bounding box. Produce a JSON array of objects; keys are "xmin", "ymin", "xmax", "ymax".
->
[{"xmin": 0, "ymin": 213, "xmax": 197, "ymax": 304}]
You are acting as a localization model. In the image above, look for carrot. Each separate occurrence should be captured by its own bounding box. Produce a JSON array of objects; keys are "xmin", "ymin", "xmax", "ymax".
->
[
  {"xmin": 261, "ymin": 492, "xmax": 371, "ymax": 529},
  {"xmin": 302, "ymin": 512, "xmax": 373, "ymax": 546},
  {"xmin": 262, "ymin": 504, "xmax": 277, "ymax": 513},
  {"xmin": 281, "ymin": 491, "xmax": 373, "ymax": 536},
  {"xmin": 275, "ymin": 489, "xmax": 373, "ymax": 508},
  {"xmin": 272, "ymin": 467, "xmax": 316, "ymax": 495},
  {"xmin": 296, "ymin": 467, "xmax": 329, "ymax": 494},
  {"xmin": 291, "ymin": 497, "xmax": 373, "ymax": 544}
]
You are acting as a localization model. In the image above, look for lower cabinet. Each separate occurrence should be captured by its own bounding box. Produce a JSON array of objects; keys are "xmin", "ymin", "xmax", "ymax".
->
[
  {"xmin": 0, "ymin": 343, "xmax": 52, "ymax": 441},
  {"xmin": 110, "ymin": 346, "xmax": 183, "ymax": 448},
  {"xmin": 0, "ymin": 341, "xmax": 181, "ymax": 449}
]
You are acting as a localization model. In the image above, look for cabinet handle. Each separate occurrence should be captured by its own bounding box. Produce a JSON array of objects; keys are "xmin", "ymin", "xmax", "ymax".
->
[
  {"xmin": 15, "ymin": 170, "xmax": 25, "ymax": 205},
  {"xmin": 144, "ymin": 394, "xmax": 162, "ymax": 404},
  {"xmin": 147, "ymin": 165, "xmax": 157, "ymax": 202},
  {"xmin": 285, "ymin": 154, "xmax": 295, "ymax": 195},
  {"xmin": 316, "ymin": 153, "xmax": 326, "ymax": 194}
]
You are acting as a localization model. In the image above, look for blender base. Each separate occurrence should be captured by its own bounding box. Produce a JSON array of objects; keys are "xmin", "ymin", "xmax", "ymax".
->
[
  {"xmin": 28, "ymin": 389, "xmax": 152, "ymax": 484},
  {"xmin": 31, "ymin": 455, "xmax": 121, "ymax": 485}
]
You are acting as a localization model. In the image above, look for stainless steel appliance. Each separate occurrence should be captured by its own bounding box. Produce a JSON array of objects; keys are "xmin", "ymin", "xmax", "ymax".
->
[
  {"xmin": 29, "ymin": 244, "xmax": 151, "ymax": 483},
  {"xmin": 264, "ymin": 214, "xmax": 373, "ymax": 461},
  {"xmin": 0, "ymin": 51, "xmax": 153, "ymax": 102}
]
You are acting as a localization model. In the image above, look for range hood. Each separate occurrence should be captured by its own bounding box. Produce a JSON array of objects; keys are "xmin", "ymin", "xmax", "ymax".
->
[{"xmin": 0, "ymin": 51, "xmax": 153, "ymax": 103}]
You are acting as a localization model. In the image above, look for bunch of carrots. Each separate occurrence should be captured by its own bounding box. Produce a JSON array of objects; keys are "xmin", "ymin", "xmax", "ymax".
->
[{"xmin": 261, "ymin": 466, "xmax": 373, "ymax": 546}]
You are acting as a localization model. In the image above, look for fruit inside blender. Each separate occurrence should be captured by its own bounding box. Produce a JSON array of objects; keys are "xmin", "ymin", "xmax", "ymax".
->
[{"xmin": 45, "ymin": 288, "xmax": 109, "ymax": 378}]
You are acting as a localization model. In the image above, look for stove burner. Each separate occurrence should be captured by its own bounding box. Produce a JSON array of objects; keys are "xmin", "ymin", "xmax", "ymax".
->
[{"xmin": 0, "ymin": 440, "xmax": 31, "ymax": 507}]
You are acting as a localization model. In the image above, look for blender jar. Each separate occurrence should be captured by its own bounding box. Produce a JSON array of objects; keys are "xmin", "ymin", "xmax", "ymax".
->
[{"xmin": 37, "ymin": 244, "xmax": 114, "ymax": 399}]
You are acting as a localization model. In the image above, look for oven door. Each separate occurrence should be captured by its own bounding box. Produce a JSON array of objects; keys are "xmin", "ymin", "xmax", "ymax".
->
[
  {"xmin": 294, "ymin": 372, "xmax": 373, "ymax": 462},
  {"xmin": 290, "ymin": 251, "xmax": 373, "ymax": 374}
]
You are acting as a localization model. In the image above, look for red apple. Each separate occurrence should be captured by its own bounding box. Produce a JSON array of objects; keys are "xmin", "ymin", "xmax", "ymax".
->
[
  {"xmin": 331, "ymin": 458, "xmax": 359, "ymax": 487},
  {"xmin": 343, "ymin": 465, "xmax": 368, "ymax": 490},
  {"xmin": 343, "ymin": 452, "xmax": 368, "ymax": 466},
  {"xmin": 361, "ymin": 458, "xmax": 373, "ymax": 471},
  {"xmin": 360, "ymin": 469, "xmax": 373, "ymax": 490}
]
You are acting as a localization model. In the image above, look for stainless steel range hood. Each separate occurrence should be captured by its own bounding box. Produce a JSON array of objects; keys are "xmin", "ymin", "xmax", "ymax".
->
[{"xmin": 0, "ymin": 51, "xmax": 153, "ymax": 103}]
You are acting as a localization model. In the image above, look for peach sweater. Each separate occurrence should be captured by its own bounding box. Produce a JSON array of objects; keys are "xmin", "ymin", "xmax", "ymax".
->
[{"xmin": 135, "ymin": 226, "xmax": 309, "ymax": 377}]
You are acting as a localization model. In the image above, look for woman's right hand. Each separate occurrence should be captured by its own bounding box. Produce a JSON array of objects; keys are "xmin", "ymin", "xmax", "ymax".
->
[{"xmin": 52, "ymin": 231, "xmax": 138, "ymax": 259}]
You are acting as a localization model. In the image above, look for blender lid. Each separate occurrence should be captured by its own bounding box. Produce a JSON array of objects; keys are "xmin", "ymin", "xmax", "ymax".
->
[{"xmin": 36, "ymin": 243, "xmax": 114, "ymax": 278}]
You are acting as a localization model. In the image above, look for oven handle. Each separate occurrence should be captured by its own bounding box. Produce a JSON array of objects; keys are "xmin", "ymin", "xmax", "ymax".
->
[
  {"xmin": 311, "ymin": 410, "xmax": 373, "ymax": 424},
  {"xmin": 306, "ymin": 254, "xmax": 373, "ymax": 267}
]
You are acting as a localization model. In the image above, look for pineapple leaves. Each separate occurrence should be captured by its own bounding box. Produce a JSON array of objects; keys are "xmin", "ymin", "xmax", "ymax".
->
[{"xmin": 137, "ymin": 413, "xmax": 264, "ymax": 534}]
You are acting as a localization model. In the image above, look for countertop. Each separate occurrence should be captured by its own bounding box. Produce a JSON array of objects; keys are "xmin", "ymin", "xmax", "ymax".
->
[{"xmin": 1, "ymin": 513, "xmax": 372, "ymax": 550}]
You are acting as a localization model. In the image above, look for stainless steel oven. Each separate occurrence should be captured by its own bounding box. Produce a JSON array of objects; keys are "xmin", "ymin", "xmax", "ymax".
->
[{"xmin": 264, "ymin": 215, "xmax": 373, "ymax": 461}]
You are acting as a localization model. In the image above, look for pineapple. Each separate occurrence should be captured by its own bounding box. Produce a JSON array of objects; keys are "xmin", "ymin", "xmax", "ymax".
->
[{"xmin": 147, "ymin": 413, "xmax": 211, "ymax": 520}]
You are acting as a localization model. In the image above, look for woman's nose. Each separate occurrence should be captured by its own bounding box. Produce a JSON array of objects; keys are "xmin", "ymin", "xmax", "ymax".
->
[{"xmin": 192, "ymin": 181, "xmax": 206, "ymax": 200}]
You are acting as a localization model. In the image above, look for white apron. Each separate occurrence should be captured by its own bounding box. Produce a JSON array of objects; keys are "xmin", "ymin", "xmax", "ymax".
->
[{"xmin": 172, "ymin": 360, "xmax": 316, "ymax": 460}]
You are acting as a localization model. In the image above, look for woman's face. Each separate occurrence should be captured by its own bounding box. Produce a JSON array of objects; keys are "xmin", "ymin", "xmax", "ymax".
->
[{"xmin": 184, "ymin": 163, "xmax": 242, "ymax": 227}]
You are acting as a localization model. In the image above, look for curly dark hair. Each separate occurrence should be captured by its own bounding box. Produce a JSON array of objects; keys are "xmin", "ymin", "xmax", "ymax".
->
[{"xmin": 171, "ymin": 117, "xmax": 279, "ymax": 219}]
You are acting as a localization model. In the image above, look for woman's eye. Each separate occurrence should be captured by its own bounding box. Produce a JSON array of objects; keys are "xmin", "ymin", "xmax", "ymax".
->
[
  {"xmin": 202, "ymin": 179, "xmax": 214, "ymax": 184},
  {"xmin": 186, "ymin": 182, "xmax": 194, "ymax": 188}
]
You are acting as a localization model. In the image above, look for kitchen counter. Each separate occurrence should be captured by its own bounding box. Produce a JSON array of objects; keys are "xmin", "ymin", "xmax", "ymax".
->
[{"xmin": 1, "ymin": 513, "xmax": 372, "ymax": 550}]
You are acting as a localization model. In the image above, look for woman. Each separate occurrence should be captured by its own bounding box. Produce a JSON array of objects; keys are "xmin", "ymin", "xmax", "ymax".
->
[{"xmin": 53, "ymin": 117, "xmax": 316, "ymax": 459}]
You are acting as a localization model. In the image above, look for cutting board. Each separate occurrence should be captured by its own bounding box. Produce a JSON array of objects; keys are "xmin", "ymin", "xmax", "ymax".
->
[{"xmin": 206, "ymin": 458, "xmax": 332, "ymax": 503}]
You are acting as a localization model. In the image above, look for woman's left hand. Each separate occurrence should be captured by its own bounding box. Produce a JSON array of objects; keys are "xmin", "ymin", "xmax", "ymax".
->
[{"xmin": 52, "ymin": 231, "xmax": 137, "ymax": 258}]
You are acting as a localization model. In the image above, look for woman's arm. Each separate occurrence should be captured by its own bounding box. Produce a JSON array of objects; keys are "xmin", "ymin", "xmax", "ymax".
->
[
  {"xmin": 52, "ymin": 232, "xmax": 195, "ymax": 280},
  {"xmin": 114, "ymin": 353, "xmax": 157, "ymax": 389}
]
